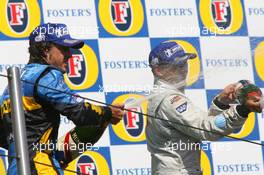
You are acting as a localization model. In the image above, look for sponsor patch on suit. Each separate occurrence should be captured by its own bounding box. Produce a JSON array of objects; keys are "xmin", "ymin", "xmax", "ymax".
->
[{"xmin": 176, "ymin": 102, "xmax": 187, "ymax": 113}]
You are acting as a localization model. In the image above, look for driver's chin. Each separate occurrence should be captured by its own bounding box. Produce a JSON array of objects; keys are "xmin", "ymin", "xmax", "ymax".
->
[
  {"xmin": 166, "ymin": 75, "xmax": 186, "ymax": 85},
  {"xmin": 176, "ymin": 75, "xmax": 187, "ymax": 83},
  {"xmin": 60, "ymin": 64, "xmax": 67, "ymax": 73}
]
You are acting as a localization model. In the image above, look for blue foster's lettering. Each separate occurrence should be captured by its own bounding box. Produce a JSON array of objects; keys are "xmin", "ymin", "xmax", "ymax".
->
[
  {"xmin": 47, "ymin": 9, "xmax": 92, "ymax": 17},
  {"xmin": 149, "ymin": 8, "xmax": 193, "ymax": 16},
  {"xmin": 205, "ymin": 59, "xmax": 248, "ymax": 67},
  {"xmin": 116, "ymin": 168, "xmax": 151, "ymax": 175},
  {"xmin": 217, "ymin": 164, "xmax": 260, "ymax": 173},
  {"xmin": 104, "ymin": 60, "xmax": 149, "ymax": 69}
]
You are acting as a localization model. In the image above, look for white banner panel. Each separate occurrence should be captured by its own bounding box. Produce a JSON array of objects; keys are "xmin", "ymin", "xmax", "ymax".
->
[
  {"xmin": 211, "ymin": 141, "xmax": 264, "ymax": 175},
  {"xmin": 200, "ymin": 37, "xmax": 254, "ymax": 89},
  {"xmin": 145, "ymin": 0, "xmax": 200, "ymax": 37},
  {"xmin": 245, "ymin": 0, "xmax": 264, "ymax": 36},
  {"xmin": 110, "ymin": 145, "xmax": 151, "ymax": 175},
  {"xmin": 42, "ymin": 0, "xmax": 99, "ymax": 39},
  {"xmin": 98, "ymin": 38, "xmax": 153, "ymax": 93}
]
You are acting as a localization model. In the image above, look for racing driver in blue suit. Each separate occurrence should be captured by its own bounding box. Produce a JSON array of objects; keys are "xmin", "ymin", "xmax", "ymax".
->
[{"xmin": 0, "ymin": 23, "xmax": 124, "ymax": 174}]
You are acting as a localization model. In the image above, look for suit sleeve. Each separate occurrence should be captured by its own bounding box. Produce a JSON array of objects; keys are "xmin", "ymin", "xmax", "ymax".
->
[
  {"xmin": 0, "ymin": 97, "xmax": 7, "ymax": 149},
  {"xmin": 36, "ymin": 69, "xmax": 112, "ymax": 126},
  {"xmin": 0, "ymin": 117, "xmax": 7, "ymax": 149},
  {"xmin": 160, "ymin": 94, "xmax": 247, "ymax": 141}
]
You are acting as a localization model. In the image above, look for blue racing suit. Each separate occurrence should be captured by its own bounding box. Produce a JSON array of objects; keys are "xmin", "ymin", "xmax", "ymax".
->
[{"xmin": 0, "ymin": 63, "xmax": 112, "ymax": 174}]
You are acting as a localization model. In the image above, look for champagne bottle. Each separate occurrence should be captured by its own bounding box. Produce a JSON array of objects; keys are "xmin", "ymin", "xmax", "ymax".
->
[{"xmin": 56, "ymin": 120, "xmax": 109, "ymax": 162}]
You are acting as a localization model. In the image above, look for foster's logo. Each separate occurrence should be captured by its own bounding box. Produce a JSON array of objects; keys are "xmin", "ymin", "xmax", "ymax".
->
[
  {"xmin": 0, "ymin": 0, "xmax": 41, "ymax": 38},
  {"xmin": 123, "ymin": 98, "xmax": 144, "ymax": 138},
  {"xmin": 211, "ymin": 0, "xmax": 231, "ymax": 29},
  {"xmin": 253, "ymin": 40, "xmax": 264, "ymax": 87},
  {"xmin": 199, "ymin": 0, "xmax": 244, "ymax": 35},
  {"xmin": 64, "ymin": 44, "xmax": 100, "ymax": 91},
  {"xmin": 98, "ymin": 0, "xmax": 145, "ymax": 36},
  {"xmin": 111, "ymin": 0, "xmax": 131, "ymax": 31},
  {"xmin": 77, "ymin": 155, "xmax": 97, "ymax": 175},
  {"xmin": 111, "ymin": 94, "xmax": 148, "ymax": 143},
  {"xmin": 76, "ymin": 151, "xmax": 111, "ymax": 175}
]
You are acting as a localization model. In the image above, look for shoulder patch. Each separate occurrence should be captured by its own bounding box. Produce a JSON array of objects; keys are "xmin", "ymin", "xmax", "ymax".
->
[
  {"xmin": 214, "ymin": 114, "xmax": 227, "ymax": 129},
  {"xmin": 170, "ymin": 95, "xmax": 182, "ymax": 104},
  {"xmin": 176, "ymin": 102, "xmax": 188, "ymax": 113}
]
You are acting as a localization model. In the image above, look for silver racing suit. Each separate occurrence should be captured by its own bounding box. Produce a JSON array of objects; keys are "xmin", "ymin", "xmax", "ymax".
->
[{"xmin": 146, "ymin": 80, "xmax": 248, "ymax": 175}]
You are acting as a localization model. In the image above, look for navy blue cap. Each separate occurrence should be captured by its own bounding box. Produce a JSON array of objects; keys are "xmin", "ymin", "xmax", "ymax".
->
[
  {"xmin": 149, "ymin": 41, "xmax": 197, "ymax": 67},
  {"xmin": 29, "ymin": 23, "xmax": 84, "ymax": 49}
]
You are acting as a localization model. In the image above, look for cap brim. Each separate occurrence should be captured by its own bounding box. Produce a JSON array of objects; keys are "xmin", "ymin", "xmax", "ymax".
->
[
  {"xmin": 173, "ymin": 53, "xmax": 197, "ymax": 65},
  {"xmin": 53, "ymin": 39, "xmax": 84, "ymax": 49},
  {"xmin": 185, "ymin": 53, "xmax": 197, "ymax": 59}
]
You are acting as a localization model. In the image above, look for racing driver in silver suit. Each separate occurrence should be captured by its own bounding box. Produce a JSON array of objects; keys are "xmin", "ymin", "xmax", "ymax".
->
[{"xmin": 146, "ymin": 41, "xmax": 263, "ymax": 175}]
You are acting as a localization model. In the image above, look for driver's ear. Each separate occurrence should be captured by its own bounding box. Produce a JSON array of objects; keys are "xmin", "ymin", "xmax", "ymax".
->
[
  {"xmin": 152, "ymin": 66, "xmax": 164, "ymax": 77},
  {"xmin": 43, "ymin": 49, "xmax": 50, "ymax": 63}
]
